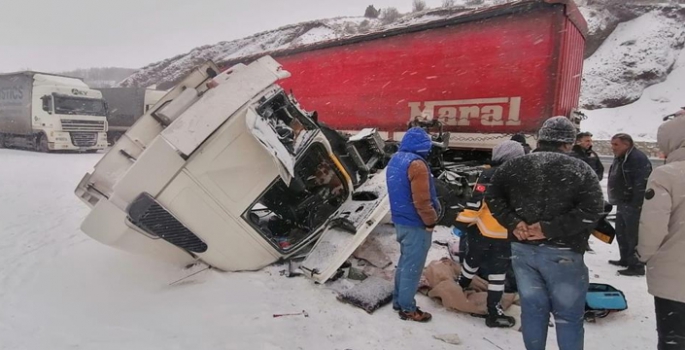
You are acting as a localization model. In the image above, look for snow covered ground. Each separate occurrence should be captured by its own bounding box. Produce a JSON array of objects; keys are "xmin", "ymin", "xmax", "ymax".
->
[{"xmin": 0, "ymin": 149, "xmax": 657, "ymax": 349}]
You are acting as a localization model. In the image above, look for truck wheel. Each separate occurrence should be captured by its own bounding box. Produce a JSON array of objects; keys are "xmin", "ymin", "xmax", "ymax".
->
[
  {"xmin": 0, "ymin": 134, "xmax": 5, "ymax": 149},
  {"xmin": 111, "ymin": 133, "xmax": 121, "ymax": 145},
  {"xmin": 436, "ymin": 179, "xmax": 462, "ymax": 227},
  {"xmin": 36, "ymin": 134, "xmax": 50, "ymax": 153}
]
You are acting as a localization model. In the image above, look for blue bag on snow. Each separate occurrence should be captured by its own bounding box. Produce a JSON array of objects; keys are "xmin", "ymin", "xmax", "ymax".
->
[{"xmin": 584, "ymin": 283, "xmax": 628, "ymax": 321}]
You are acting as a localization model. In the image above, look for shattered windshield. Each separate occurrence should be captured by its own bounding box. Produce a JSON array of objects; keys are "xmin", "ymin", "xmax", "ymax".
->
[
  {"xmin": 256, "ymin": 92, "xmax": 318, "ymax": 156},
  {"xmin": 54, "ymin": 95, "xmax": 107, "ymax": 117}
]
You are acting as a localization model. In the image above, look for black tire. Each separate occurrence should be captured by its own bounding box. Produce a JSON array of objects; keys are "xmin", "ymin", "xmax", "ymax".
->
[
  {"xmin": 110, "ymin": 133, "xmax": 122, "ymax": 145},
  {"xmin": 0, "ymin": 134, "xmax": 5, "ymax": 149},
  {"xmin": 36, "ymin": 134, "xmax": 50, "ymax": 153},
  {"xmin": 435, "ymin": 179, "xmax": 462, "ymax": 227}
]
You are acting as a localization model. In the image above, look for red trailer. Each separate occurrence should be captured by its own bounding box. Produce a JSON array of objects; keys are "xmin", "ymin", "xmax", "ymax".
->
[{"xmin": 219, "ymin": 0, "xmax": 587, "ymax": 152}]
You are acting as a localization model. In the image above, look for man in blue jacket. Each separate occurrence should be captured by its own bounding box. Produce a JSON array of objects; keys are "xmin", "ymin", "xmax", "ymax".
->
[
  {"xmin": 387, "ymin": 127, "xmax": 440, "ymax": 322},
  {"xmin": 608, "ymin": 133, "xmax": 653, "ymax": 276}
]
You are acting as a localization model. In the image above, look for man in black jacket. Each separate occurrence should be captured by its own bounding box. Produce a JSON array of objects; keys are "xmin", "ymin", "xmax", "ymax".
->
[
  {"xmin": 572, "ymin": 131, "xmax": 604, "ymax": 180},
  {"xmin": 486, "ymin": 116, "xmax": 604, "ymax": 350},
  {"xmin": 608, "ymin": 133, "xmax": 653, "ymax": 276}
]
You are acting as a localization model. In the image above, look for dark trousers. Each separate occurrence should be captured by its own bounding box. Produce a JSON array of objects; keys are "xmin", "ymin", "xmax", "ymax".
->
[
  {"xmin": 458, "ymin": 227, "xmax": 511, "ymax": 315},
  {"xmin": 615, "ymin": 204, "xmax": 642, "ymax": 267},
  {"xmin": 655, "ymin": 297, "xmax": 685, "ymax": 350}
]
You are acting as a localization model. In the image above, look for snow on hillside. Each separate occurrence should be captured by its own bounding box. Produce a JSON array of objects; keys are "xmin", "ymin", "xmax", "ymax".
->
[
  {"xmin": 583, "ymin": 45, "xmax": 684, "ymax": 141},
  {"xmin": 580, "ymin": 10, "xmax": 685, "ymax": 110},
  {"xmin": 118, "ymin": 1, "xmax": 507, "ymax": 89},
  {"xmin": 0, "ymin": 149, "xmax": 658, "ymax": 349}
]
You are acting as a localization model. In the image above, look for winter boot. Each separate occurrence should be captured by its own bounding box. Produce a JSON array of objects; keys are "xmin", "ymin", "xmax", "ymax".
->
[
  {"xmin": 399, "ymin": 308, "xmax": 432, "ymax": 322},
  {"xmin": 618, "ymin": 265, "xmax": 645, "ymax": 276},
  {"xmin": 485, "ymin": 304, "xmax": 516, "ymax": 328},
  {"xmin": 609, "ymin": 259, "xmax": 628, "ymax": 267}
]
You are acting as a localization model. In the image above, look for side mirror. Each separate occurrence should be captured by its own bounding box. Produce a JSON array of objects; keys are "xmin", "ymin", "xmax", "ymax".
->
[{"xmin": 41, "ymin": 96, "xmax": 52, "ymax": 114}]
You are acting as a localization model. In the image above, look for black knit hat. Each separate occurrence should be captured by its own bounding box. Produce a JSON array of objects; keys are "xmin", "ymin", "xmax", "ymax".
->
[{"xmin": 538, "ymin": 116, "xmax": 577, "ymax": 144}]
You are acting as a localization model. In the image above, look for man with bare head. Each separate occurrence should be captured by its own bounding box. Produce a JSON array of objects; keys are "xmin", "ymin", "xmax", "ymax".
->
[
  {"xmin": 608, "ymin": 133, "xmax": 653, "ymax": 276},
  {"xmin": 572, "ymin": 131, "xmax": 603, "ymax": 180}
]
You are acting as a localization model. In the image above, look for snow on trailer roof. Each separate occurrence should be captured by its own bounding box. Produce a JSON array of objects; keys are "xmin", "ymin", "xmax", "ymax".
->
[
  {"xmin": 218, "ymin": 0, "xmax": 588, "ymax": 69},
  {"xmin": 0, "ymin": 70, "xmax": 87, "ymax": 82}
]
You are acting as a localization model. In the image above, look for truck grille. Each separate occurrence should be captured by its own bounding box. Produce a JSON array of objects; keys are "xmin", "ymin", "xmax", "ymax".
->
[
  {"xmin": 70, "ymin": 132, "xmax": 98, "ymax": 147},
  {"xmin": 128, "ymin": 193, "xmax": 208, "ymax": 254},
  {"xmin": 61, "ymin": 119, "xmax": 106, "ymax": 132}
]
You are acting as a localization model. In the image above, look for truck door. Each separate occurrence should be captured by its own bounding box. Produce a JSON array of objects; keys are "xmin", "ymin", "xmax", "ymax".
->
[{"xmin": 298, "ymin": 170, "xmax": 389, "ymax": 283}]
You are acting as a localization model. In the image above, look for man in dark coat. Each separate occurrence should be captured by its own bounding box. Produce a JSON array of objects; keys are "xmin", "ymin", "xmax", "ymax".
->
[
  {"xmin": 572, "ymin": 131, "xmax": 604, "ymax": 180},
  {"xmin": 608, "ymin": 133, "xmax": 653, "ymax": 276},
  {"xmin": 486, "ymin": 116, "xmax": 604, "ymax": 350}
]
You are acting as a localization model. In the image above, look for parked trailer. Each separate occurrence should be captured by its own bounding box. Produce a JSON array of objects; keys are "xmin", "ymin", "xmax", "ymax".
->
[
  {"xmin": 0, "ymin": 72, "xmax": 108, "ymax": 152},
  {"xmin": 218, "ymin": 0, "xmax": 588, "ymax": 154},
  {"xmin": 97, "ymin": 87, "xmax": 167, "ymax": 144}
]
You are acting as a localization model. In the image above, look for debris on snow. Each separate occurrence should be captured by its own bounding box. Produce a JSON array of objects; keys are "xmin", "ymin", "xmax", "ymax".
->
[
  {"xmin": 433, "ymin": 333, "xmax": 463, "ymax": 345},
  {"xmin": 336, "ymin": 276, "xmax": 394, "ymax": 314}
]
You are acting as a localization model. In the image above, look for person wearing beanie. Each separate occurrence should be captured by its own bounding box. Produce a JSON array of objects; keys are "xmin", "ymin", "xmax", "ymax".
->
[
  {"xmin": 637, "ymin": 113, "xmax": 685, "ymax": 349},
  {"xmin": 455, "ymin": 140, "xmax": 525, "ymax": 328},
  {"xmin": 607, "ymin": 132, "xmax": 653, "ymax": 276},
  {"xmin": 386, "ymin": 127, "xmax": 440, "ymax": 322},
  {"xmin": 485, "ymin": 116, "xmax": 604, "ymax": 350}
]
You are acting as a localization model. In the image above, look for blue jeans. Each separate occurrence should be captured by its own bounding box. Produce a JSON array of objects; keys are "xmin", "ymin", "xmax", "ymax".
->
[
  {"xmin": 392, "ymin": 224, "xmax": 432, "ymax": 312},
  {"xmin": 512, "ymin": 243, "xmax": 589, "ymax": 350}
]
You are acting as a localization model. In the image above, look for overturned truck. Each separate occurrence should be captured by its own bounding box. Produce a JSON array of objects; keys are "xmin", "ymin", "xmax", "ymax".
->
[{"xmin": 75, "ymin": 57, "xmax": 391, "ymax": 283}]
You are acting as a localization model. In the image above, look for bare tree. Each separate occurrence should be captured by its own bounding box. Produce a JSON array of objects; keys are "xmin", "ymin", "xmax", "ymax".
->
[
  {"xmin": 380, "ymin": 7, "xmax": 402, "ymax": 24},
  {"xmin": 364, "ymin": 5, "xmax": 380, "ymax": 18},
  {"xmin": 442, "ymin": 0, "xmax": 456, "ymax": 7},
  {"xmin": 412, "ymin": 0, "xmax": 428, "ymax": 12}
]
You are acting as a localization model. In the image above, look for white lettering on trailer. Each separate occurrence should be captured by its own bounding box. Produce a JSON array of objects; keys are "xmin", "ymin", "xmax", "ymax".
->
[{"xmin": 408, "ymin": 97, "xmax": 522, "ymax": 126}]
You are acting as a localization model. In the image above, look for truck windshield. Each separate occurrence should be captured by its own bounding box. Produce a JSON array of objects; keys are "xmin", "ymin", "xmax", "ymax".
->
[{"xmin": 54, "ymin": 96, "xmax": 107, "ymax": 117}]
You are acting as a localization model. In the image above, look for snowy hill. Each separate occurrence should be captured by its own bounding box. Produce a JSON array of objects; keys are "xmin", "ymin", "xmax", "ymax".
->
[{"xmin": 581, "ymin": 7, "xmax": 685, "ymax": 141}]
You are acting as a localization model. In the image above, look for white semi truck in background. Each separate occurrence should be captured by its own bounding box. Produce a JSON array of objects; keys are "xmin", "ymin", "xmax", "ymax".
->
[
  {"xmin": 0, "ymin": 71, "xmax": 108, "ymax": 152},
  {"xmin": 97, "ymin": 87, "xmax": 167, "ymax": 145}
]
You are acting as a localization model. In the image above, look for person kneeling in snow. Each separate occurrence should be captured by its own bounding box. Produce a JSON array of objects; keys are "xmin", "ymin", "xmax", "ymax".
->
[
  {"xmin": 386, "ymin": 127, "xmax": 441, "ymax": 322},
  {"xmin": 455, "ymin": 140, "xmax": 524, "ymax": 328}
]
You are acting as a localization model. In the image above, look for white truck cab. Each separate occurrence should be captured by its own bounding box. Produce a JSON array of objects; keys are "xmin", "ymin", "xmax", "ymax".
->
[
  {"xmin": 75, "ymin": 57, "xmax": 390, "ymax": 283},
  {"xmin": 0, "ymin": 72, "xmax": 108, "ymax": 152}
]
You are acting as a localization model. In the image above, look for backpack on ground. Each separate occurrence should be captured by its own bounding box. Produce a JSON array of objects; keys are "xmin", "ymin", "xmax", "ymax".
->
[{"xmin": 584, "ymin": 283, "xmax": 628, "ymax": 322}]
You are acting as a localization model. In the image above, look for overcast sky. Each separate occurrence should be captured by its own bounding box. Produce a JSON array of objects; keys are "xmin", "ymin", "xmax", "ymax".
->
[{"xmin": 0, "ymin": 0, "xmax": 444, "ymax": 73}]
